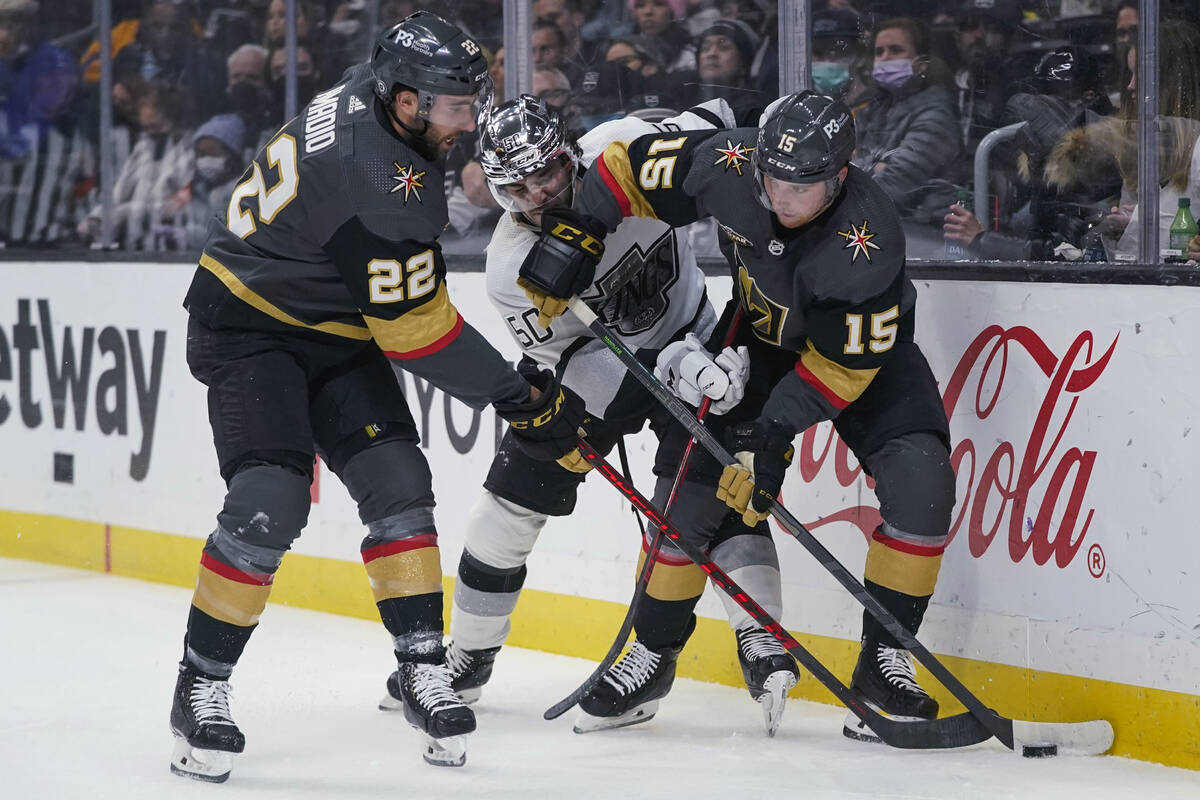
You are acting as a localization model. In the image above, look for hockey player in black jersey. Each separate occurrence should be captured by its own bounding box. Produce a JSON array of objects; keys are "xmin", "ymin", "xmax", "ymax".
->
[
  {"xmin": 517, "ymin": 91, "xmax": 956, "ymax": 742},
  {"xmin": 379, "ymin": 94, "xmax": 799, "ymax": 736},
  {"xmin": 168, "ymin": 13, "xmax": 585, "ymax": 779}
]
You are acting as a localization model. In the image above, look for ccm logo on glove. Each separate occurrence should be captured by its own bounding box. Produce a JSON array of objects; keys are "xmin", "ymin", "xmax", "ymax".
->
[
  {"xmin": 548, "ymin": 222, "xmax": 603, "ymax": 256},
  {"xmin": 507, "ymin": 388, "xmax": 567, "ymax": 430}
]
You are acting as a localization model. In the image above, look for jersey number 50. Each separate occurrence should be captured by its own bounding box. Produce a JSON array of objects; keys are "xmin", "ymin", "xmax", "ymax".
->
[{"xmin": 227, "ymin": 135, "xmax": 299, "ymax": 239}]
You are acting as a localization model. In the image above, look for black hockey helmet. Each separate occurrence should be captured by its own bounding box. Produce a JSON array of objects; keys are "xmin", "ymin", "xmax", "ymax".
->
[
  {"xmin": 752, "ymin": 91, "xmax": 854, "ymax": 216},
  {"xmin": 371, "ymin": 11, "xmax": 492, "ymax": 119},
  {"xmin": 754, "ymin": 91, "xmax": 853, "ymax": 182},
  {"xmin": 479, "ymin": 94, "xmax": 580, "ymax": 213}
]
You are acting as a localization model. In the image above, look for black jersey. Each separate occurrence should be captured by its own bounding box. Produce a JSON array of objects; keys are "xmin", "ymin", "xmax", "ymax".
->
[
  {"xmin": 183, "ymin": 64, "xmax": 526, "ymax": 409},
  {"xmin": 577, "ymin": 126, "xmax": 917, "ymax": 434}
]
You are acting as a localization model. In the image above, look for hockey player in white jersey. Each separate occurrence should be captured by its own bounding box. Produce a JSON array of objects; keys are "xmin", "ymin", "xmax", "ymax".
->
[{"xmin": 379, "ymin": 95, "xmax": 800, "ymax": 735}]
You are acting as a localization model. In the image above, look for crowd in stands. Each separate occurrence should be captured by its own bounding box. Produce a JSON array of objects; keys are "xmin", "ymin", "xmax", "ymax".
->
[{"xmin": 0, "ymin": 0, "xmax": 1198, "ymax": 262}]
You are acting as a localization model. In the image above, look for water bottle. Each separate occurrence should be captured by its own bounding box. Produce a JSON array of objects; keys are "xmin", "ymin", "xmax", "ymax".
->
[
  {"xmin": 1165, "ymin": 196, "xmax": 1197, "ymax": 263},
  {"xmin": 944, "ymin": 189, "xmax": 972, "ymax": 261}
]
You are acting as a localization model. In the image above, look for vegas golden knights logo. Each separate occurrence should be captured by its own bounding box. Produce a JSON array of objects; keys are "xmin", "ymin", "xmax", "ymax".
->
[{"xmin": 736, "ymin": 250, "xmax": 788, "ymax": 346}]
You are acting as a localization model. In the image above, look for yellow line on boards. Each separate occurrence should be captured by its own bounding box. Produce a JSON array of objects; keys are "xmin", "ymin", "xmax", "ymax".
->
[{"xmin": 1, "ymin": 508, "xmax": 1195, "ymax": 770}]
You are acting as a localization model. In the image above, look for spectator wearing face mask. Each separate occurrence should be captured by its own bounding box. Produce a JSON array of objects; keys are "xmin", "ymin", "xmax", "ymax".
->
[
  {"xmin": 224, "ymin": 44, "xmax": 274, "ymax": 151},
  {"xmin": 851, "ymin": 17, "xmax": 961, "ymax": 216},
  {"xmin": 179, "ymin": 113, "xmax": 247, "ymax": 249},
  {"xmin": 267, "ymin": 43, "xmax": 320, "ymax": 125},
  {"xmin": 810, "ymin": 8, "xmax": 873, "ymax": 111}
]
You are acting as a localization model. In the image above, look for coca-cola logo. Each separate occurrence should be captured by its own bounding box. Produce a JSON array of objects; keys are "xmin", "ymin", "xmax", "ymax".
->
[{"xmin": 789, "ymin": 326, "xmax": 1119, "ymax": 571}]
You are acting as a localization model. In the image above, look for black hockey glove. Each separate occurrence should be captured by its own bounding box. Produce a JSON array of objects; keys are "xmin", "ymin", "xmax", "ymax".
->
[
  {"xmin": 716, "ymin": 419, "xmax": 795, "ymax": 527},
  {"xmin": 495, "ymin": 364, "xmax": 591, "ymax": 463},
  {"xmin": 517, "ymin": 208, "xmax": 607, "ymax": 328}
]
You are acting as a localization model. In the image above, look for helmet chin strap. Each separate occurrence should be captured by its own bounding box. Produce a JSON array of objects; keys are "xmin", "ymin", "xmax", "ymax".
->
[{"xmin": 384, "ymin": 93, "xmax": 435, "ymax": 159}]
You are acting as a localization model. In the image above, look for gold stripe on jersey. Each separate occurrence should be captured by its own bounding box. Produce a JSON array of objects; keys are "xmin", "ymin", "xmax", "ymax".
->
[
  {"xmin": 598, "ymin": 141, "xmax": 659, "ymax": 219},
  {"xmin": 363, "ymin": 282, "xmax": 459, "ymax": 354},
  {"xmin": 637, "ymin": 549, "xmax": 707, "ymax": 602},
  {"xmin": 199, "ymin": 253, "xmax": 373, "ymax": 340},
  {"xmin": 797, "ymin": 342, "xmax": 879, "ymax": 407},
  {"xmin": 364, "ymin": 548, "xmax": 443, "ymax": 601},
  {"xmin": 192, "ymin": 566, "xmax": 273, "ymax": 627}
]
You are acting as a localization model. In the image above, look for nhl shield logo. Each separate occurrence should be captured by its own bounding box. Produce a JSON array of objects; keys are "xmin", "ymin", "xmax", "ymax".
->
[{"xmin": 768, "ymin": 239, "xmax": 784, "ymax": 256}]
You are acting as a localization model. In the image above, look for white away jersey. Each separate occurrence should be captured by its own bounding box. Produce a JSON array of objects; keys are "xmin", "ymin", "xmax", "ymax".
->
[{"xmin": 484, "ymin": 101, "xmax": 735, "ymax": 419}]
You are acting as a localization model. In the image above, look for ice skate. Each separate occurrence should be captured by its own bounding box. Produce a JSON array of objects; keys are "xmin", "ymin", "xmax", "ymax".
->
[
  {"xmin": 391, "ymin": 661, "xmax": 476, "ymax": 767},
  {"xmin": 168, "ymin": 664, "xmax": 245, "ymax": 783},
  {"xmin": 736, "ymin": 627, "xmax": 799, "ymax": 737},
  {"xmin": 383, "ymin": 641, "xmax": 501, "ymax": 710},
  {"xmin": 843, "ymin": 642, "xmax": 939, "ymax": 743},
  {"xmin": 574, "ymin": 638, "xmax": 684, "ymax": 734}
]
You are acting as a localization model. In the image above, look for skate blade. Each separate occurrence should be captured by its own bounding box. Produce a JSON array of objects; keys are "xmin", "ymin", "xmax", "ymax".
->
[
  {"xmin": 420, "ymin": 733, "xmax": 467, "ymax": 767},
  {"xmin": 169, "ymin": 737, "xmax": 233, "ymax": 783},
  {"xmin": 842, "ymin": 703, "xmax": 928, "ymax": 744},
  {"xmin": 573, "ymin": 700, "xmax": 659, "ymax": 734},
  {"xmin": 759, "ymin": 670, "xmax": 798, "ymax": 738}
]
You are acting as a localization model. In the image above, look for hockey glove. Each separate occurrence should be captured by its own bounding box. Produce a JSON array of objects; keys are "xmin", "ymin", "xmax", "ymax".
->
[
  {"xmin": 654, "ymin": 333, "xmax": 749, "ymax": 415},
  {"xmin": 517, "ymin": 208, "xmax": 607, "ymax": 328},
  {"xmin": 495, "ymin": 365, "xmax": 591, "ymax": 463},
  {"xmin": 716, "ymin": 419, "xmax": 795, "ymax": 527}
]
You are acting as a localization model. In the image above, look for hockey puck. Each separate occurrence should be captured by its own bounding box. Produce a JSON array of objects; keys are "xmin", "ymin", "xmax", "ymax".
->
[{"xmin": 1021, "ymin": 744, "xmax": 1058, "ymax": 758}]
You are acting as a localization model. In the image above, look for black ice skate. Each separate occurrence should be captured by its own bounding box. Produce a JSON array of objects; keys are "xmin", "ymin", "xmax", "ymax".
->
[
  {"xmin": 389, "ymin": 661, "xmax": 476, "ymax": 767},
  {"xmin": 169, "ymin": 663, "xmax": 245, "ymax": 783},
  {"xmin": 380, "ymin": 641, "xmax": 500, "ymax": 709},
  {"xmin": 843, "ymin": 642, "xmax": 939, "ymax": 743},
  {"xmin": 736, "ymin": 627, "xmax": 800, "ymax": 737},
  {"xmin": 574, "ymin": 638, "xmax": 685, "ymax": 734}
]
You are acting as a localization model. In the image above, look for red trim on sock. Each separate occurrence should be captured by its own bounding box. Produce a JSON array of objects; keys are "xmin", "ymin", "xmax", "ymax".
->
[
  {"xmin": 361, "ymin": 532, "xmax": 439, "ymax": 564},
  {"xmin": 200, "ymin": 552, "xmax": 274, "ymax": 586}
]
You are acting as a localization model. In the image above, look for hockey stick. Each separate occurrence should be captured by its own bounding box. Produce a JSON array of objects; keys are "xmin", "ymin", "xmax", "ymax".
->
[
  {"xmin": 567, "ymin": 297, "xmax": 1113, "ymax": 756},
  {"xmin": 543, "ymin": 312, "xmax": 743, "ymax": 721}
]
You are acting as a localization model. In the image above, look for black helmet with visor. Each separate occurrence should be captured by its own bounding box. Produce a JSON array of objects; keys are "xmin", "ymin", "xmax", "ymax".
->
[
  {"xmin": 753, "ymin": 90, "xmax": 855, "ymax": 214},
  {"xmin": 371, "ymin": 11, "xmax": 493, "ymax": 133}
]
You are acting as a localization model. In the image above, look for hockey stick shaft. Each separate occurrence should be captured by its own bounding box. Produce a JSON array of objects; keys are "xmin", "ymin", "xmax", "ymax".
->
[
  {"xmin": 543, "ymin": 312, "xmax": 741, "ymax": 721},
  {"xmin": 566, "ymin": 298, "xmax": 1020, "ymax": 748},
  {"xmin": 573, "ymin": 436, "xmax": 995, "ymax": 750}
]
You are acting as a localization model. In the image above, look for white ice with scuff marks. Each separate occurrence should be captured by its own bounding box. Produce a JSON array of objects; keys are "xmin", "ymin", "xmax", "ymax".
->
[{"xmin": 1, "ymin": 557, "xmax": 1196, "ymax": 800}]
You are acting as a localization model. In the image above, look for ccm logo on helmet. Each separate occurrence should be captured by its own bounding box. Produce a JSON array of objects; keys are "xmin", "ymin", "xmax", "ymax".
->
[{"xmin": 549, "ymin": 222, "xmax": 604, "ymax": 256}]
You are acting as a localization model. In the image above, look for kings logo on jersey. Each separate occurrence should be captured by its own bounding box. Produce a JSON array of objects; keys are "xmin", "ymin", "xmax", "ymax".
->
[{"xmin": 580, "ymin": 230, "xmax": 680, "ymax": 336}]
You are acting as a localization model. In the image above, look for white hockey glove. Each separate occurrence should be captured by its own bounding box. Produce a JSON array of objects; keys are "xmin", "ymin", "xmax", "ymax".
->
[{"xmin": 654, "ymin": 333, "xmax": 749, "ymax": 415}]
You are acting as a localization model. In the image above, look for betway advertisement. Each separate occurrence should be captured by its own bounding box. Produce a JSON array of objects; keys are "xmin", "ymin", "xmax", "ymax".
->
[{"xmin": 0, "ymin": 263, "xmax": 1195, "ymax": 698}]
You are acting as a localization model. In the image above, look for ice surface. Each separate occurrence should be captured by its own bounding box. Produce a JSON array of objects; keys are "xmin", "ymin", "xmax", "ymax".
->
[{"xmin": 2, "ymin": 557, "xmax": 1196, "ymax": 799}]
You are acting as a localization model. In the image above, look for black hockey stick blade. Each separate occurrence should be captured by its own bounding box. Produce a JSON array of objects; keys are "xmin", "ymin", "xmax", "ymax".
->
[{"xmin": 567, "ymin": 298, "xmax": 1114, "ymax": 755}]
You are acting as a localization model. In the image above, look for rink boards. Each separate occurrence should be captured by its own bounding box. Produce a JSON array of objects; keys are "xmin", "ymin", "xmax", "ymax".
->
[{"xmin": 0, "ymin": 261, "xmax": 1197, "ymax": 769}]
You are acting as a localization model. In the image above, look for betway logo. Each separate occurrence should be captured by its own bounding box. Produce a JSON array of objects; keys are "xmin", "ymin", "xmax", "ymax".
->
[{"xmin": 0, "ymin": 299, "xmax": 166, "ymax": 480}]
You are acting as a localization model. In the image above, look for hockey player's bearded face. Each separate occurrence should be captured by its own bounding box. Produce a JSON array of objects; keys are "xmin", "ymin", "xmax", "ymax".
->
[
  {"xmin": 763, "ymin": 169, "xmax": 845, "ymax": 228},
  {"xmin": 393, "ymin": 91, "xmax": 481, "ymax": 158}
]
